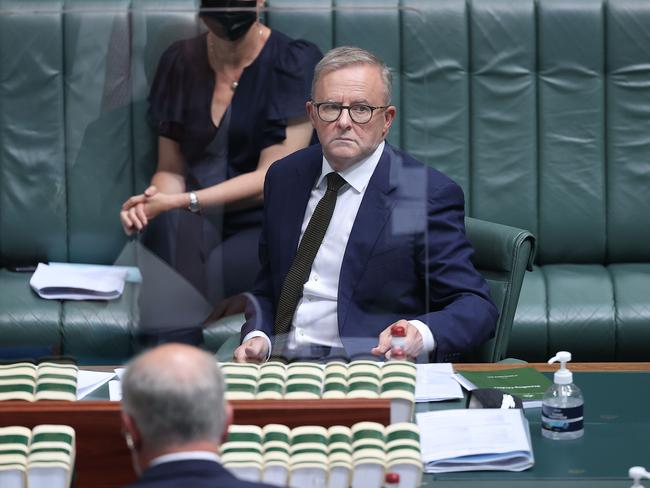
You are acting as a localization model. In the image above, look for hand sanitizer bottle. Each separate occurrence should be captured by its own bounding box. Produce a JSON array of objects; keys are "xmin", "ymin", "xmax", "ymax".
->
[{"xmin": 541, "ymin": 351, "xmax": 584, "ymax": 440}]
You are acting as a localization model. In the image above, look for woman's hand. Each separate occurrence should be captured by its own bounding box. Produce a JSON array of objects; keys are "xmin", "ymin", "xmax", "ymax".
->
[{"xmin": 119, "ymin": 185, "xmax": 179, "ymax": 235}]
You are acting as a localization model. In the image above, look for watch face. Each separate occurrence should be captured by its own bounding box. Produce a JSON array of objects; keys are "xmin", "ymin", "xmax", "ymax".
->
[{"xmin": 189, "ymin": 192, "xmax": 200, "ymax": 213}]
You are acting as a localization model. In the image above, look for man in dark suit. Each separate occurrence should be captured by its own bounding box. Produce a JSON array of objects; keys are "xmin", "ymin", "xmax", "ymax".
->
[
  {"xmin": 121, "ymin": 343, "xmax": 274, "ymax": 487},
  {"xmin": 234, "ymin": 46, "xmax": 498, "ymax": 363}
]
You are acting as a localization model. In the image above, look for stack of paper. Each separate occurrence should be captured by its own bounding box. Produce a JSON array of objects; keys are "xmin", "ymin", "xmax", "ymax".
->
[
  {"xmin": 0, "ymin": 362, "xmax": 78, "ymax": 402},
  {"xmin": 220, "ymin": 422, "xmax": 423, "ymax": 488},
  {"xmin": 29, "ymin": 263, "xmax": 127, "ymax": 301},
  {"xmin": 76, "ymin": 371, "xmax": 116, "ymax": 400},
  {"xmin": 0, "ymin": 424, "xmax": 75, "ymax": 488},
  {"xmin": 415, "ymin": 363, "xmax": 464, "ymax": 402},
  {"xmin": 416, "ymin": 409, "xmax": 534, "ymax": 473}
]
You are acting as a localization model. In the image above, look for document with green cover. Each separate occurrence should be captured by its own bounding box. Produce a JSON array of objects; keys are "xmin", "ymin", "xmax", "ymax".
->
[{"xmin": 459, "ymin": 368, "xmax": 552, "ymax": 408}]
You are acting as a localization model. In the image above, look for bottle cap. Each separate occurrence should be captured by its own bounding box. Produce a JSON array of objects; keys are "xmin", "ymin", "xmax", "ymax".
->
[
  {"xmin": 390, "ymin": 324, "xmax": 406, "ymax": 337},
  {"xmin": 548, "ymin": 351, "xmax": 573, "ymax": 385},
  {"xmin": 385, "ymin": 472, "xmax": 400, "ymax": 485}
]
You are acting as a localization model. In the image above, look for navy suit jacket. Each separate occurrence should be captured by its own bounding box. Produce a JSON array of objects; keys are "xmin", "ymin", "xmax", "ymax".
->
[
  {"xmin": 124, "ymin": 459, "xmax": 275, "ymax": 488},
  {"xmin": 241, "ymin": 143, "xmax": 498, "ymax": 362}
]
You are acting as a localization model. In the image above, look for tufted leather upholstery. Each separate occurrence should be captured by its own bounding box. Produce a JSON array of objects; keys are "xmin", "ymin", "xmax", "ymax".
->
[{"xmin": 0, "ymin": 0, "xmax": 648, "ymax": 362}]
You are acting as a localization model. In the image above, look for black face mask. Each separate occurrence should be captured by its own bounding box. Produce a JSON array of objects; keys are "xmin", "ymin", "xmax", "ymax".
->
[{"xmin": 201, "ymin": 0, "xmax": 257, "ymax": 42}]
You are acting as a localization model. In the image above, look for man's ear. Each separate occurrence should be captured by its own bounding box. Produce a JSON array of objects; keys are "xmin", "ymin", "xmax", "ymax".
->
[
  {"xmin": 121, "ymin": 411, "xmax": 143, "ymax": 451},
  {"xmin": 382, "ymin": 105, "xmax": 397, "ymax": 136},
  {"xmin": 306, "ymin": 100, "xmax": 318, "ymax": 128},
  {"xmin": 220, "ymin": 402, "xmax": 234, "ymax": 445}
]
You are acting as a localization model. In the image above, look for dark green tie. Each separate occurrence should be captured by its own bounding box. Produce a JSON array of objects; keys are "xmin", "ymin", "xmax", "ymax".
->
[{"xmin": 273, "ymin": 172, "xmax": 347, "ymax": 350}]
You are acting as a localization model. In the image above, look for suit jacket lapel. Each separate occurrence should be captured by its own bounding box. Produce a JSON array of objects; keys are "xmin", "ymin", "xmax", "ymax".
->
[
  {"xmin": 337, "ymin": 144, "xmax": 400, "ymax": 332},
  {"xmin": 277, "ymin": 148, "xmax": 323, "ymax": 275}
]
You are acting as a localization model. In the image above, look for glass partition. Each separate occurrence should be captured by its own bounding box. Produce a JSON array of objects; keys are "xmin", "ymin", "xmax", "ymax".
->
[{"xmin": 0, "ymin": 1, "xmax": 488, "ymax": 367}]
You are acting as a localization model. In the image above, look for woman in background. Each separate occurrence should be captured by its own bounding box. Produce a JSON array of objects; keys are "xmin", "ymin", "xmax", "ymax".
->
[{"xmin": 120, "ymin": 0, "xmax": 321, "ymax": 303}]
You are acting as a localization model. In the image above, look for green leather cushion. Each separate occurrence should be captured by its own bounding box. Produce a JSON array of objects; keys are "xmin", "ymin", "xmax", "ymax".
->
[
  {"xmin": 509, "ymin": 264, "xmax": 650, "ymax": 361},
  {"xmin": 0, "ymin": 270, "xmax": 61, "ymax": 352},
  {"xmin": 61, "ymin": 283, "xmax": 138, "ymax": 365}
]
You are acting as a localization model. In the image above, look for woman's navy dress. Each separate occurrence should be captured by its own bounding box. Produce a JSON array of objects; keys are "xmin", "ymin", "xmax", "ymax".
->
[{"xmin": 144, "ymin": 30, "xmax": 322, "ymax": 302}]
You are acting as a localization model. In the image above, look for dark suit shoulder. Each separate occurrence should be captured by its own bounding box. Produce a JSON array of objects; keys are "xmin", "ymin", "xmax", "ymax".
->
[
  {"xmin": 384, "ymin": 143, "xmax": 464, "ymax": 199},
  {"xmin": 266, "ymin": 144, "xmax": 323, "ymax": 180},
  {"xmin": 124, "ymin": 460, "xmax": 276, "ymax": 488}
]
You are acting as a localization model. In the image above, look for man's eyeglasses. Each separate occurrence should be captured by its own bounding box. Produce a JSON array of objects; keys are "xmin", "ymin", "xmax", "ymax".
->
[{"xmin": 311, "ymin": 101, "xmax": 389, "ymax": 124}]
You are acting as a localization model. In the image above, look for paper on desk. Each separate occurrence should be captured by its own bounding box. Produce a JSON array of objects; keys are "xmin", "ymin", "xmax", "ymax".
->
[
  {"xmin": 30, "ymin": 263, "xmax": 127, "ymax": 300},
  {"xmin": 415, "ymin": 363, "xmax": 464, "ymax": 402},
  {"xmin": 76, "ymin": 370, "xmax": 116, "ymax": 400},
  {"xmin": 49, "ymin": 262, "xmax": 142, "ymax": 283},
  {"xmin": 108, "ymin": 380, "xmax": 122, "ymax": 402},
  {"xmin": 416, "ymin": 409, "xmax": 534, "ymax": 473}
]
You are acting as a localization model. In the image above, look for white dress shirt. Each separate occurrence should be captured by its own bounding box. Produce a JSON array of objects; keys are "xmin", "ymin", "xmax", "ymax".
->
[
  {"xmin": 244, "ymin": 141, "xmax": 435, "ymax": 356},
  {"xmin": 149, "ymin": 450, "xmax": 220, "ymax": 467}
]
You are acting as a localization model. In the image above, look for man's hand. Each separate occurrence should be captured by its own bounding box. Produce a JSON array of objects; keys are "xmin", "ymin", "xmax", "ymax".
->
[
  {"xmin": 371, "ymin": 319, "xmax": 423, "ymax": 359},
  {"xmin": 234, "ymin": 337, "xmax": 269, "ymax": 363}
]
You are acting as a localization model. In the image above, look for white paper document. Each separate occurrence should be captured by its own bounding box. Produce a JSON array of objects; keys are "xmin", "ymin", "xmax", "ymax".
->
[
  {"xmin": 30, "ymin": 263, "xmax": 127, "ymax": 300},
  {"xmin": 108, "ymin": 380, "xmax": 122, "ymax": 402},
  {"xmin": 415, "ymin": 363, "xmax": 464, "ymax": 402},
  {"xmin": 76, "ymin": 370, "xmax": 116, "ymax": 400},
  {"xmin": 49, "ymin": 262, "xmax": 142, "ymax": 283},
  {"xmin": 416, "ymin": 408, "xmax": 534, "ymax": 473}
]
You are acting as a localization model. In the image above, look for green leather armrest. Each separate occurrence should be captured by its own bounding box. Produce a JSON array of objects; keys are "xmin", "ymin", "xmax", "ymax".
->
[
  {"xmin": 465, "ymin": 217, "xmax": 537, "ymax": 362},
  {"xmin": 203, "ymin": 313, "xmax": 245, "ymax": 356}
]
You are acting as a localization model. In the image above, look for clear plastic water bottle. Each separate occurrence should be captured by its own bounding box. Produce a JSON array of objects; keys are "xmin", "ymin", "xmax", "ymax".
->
[
  {"xmin": 541, "ymin": 351, "xmax": 584, "ymax": 440},
  {"xmin": 390, "ymin": 324, "xmax": 407, "ymax": 360}
]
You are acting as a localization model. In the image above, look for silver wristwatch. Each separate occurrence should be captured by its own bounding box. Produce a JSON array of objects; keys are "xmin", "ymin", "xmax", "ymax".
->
[{"xmin": 188, "ymin": 191, "xmax": 201, "ymax": 213}]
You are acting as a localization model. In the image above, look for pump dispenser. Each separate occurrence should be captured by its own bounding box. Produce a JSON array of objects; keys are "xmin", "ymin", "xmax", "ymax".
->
[
  {"xmin": 629, "ymin": 466, "xmax": 650, "ymax": 488},
  {"xmin": 541, "ymin": 351, "xmax": 584, "ymax": 440},
  {"xmin": 550, "ymin": 351, "xmax": 573, "ymax": 385}
]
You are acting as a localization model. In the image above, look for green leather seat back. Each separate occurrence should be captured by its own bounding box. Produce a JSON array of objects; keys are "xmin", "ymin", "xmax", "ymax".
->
[{"xmin": 1, "ymin": 0, "xmax": 649, "ymax": 362}]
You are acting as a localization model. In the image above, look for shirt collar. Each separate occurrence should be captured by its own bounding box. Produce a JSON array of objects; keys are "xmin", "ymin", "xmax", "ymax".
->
[
  {"xmin": 318, "ymin": 141, "xmax": 385, "ymax": 193},
  {"xmin": 149, "ymin": 451, "xmax": 220, "ymax": 468}
]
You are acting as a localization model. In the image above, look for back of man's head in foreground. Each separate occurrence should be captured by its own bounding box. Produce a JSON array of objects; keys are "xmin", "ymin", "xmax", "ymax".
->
[{"xmin": 121, "ymin": 344, "xmax": 227, "ymax": 461}]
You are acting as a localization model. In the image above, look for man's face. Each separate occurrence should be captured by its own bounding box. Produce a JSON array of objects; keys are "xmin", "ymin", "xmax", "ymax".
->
[{"xmin": 308, "ymin": 64, "xmax": 396, "ymax": 171}]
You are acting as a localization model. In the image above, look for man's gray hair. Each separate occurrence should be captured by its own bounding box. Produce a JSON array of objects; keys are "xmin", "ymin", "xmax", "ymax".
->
[
  {"xmin": 121, "ymin": 348, "xmax": 226, "ymax": 447},
  {"xmin": 311, "ymin": 46, "xmax": 393, "ymax": 105}
]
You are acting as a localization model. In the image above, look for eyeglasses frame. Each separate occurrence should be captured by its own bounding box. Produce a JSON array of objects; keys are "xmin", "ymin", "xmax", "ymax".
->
[{"xmin": 311, "ymin": 101, "xmax": 390, "ymax": 124}]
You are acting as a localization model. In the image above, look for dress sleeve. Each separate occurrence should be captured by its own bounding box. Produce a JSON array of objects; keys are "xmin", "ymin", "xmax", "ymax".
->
[
  {"xmin": 147, "ymin": 41, "xmax": 187, "ymax": 141},
  {"xmin": 262, "ymin": 39, "xmax": 323, "ymax": 149}
]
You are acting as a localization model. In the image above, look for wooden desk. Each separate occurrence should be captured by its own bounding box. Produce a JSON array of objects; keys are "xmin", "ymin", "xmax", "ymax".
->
[
  {"xmin": 0, "ymin": 398, "xmax": 390, "ymax": 487},
  {"xmin": 2, "ymin": 362, "xmax": 648, "ymax": 487}
]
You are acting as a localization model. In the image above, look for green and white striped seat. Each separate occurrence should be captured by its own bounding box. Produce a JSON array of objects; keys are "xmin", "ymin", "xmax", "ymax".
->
[{"xmin": 0, "ymin": 426, "xmax": 30, "ymax": 488}]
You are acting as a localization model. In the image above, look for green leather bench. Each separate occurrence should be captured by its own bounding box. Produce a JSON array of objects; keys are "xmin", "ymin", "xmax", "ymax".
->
[{"xmin": 0, "ymin": 0, "xmax": 647, "ymax": 363}]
